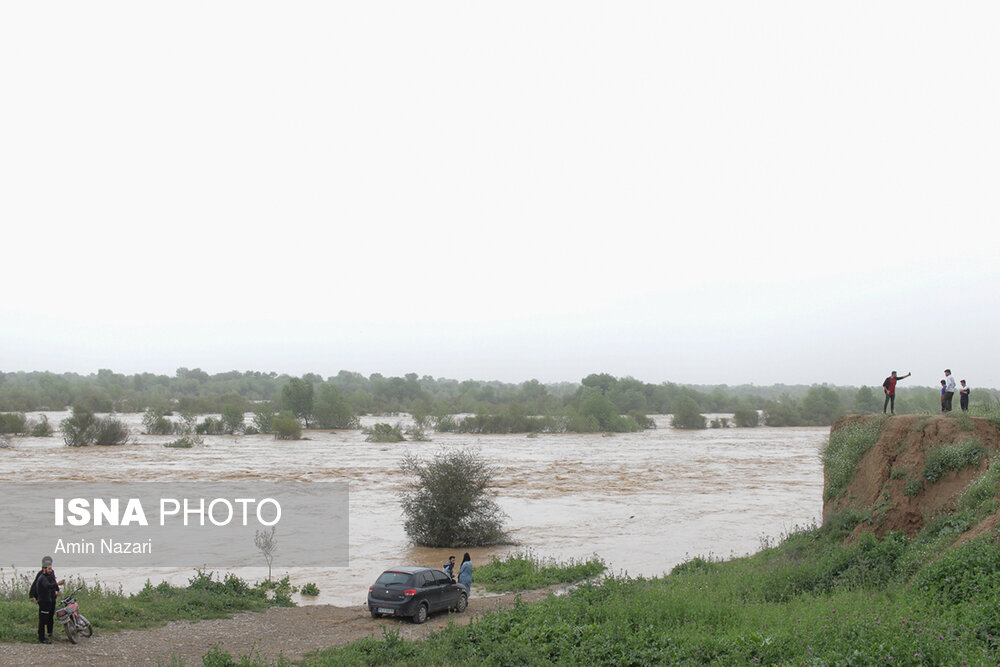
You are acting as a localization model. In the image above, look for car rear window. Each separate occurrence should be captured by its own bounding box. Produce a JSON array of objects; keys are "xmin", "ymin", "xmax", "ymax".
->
[{"xmin": 375, "ymin": 571, "xmax": 414, "ymax": 586}]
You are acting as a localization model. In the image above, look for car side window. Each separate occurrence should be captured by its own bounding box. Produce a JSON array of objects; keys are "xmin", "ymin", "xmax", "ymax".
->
[
  {"xmin": 433, "ymin": 571, "xmax": 451, "ymax": 586},
  {"xmin": 416, "ymin": 571, "xmax": 432, "ymax": 587}
]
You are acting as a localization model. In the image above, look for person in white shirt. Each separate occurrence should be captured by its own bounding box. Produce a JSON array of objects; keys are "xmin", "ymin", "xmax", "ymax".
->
[
  {"xmin": 960, "ymin": 380, "xmax": 970, "ymax": 412},
  {"xmin": 943, "ymin": 369, "xmax": 957, "ymax": 412}
]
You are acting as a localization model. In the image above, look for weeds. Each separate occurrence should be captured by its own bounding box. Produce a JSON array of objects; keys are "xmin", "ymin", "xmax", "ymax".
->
[
  {"xmin": 822, "ymin": 417, "xmax": 885, "ymax": 501},
  {"xmin": 0, "ymin": 570, "xmax": 289, "ymax": 643},
  {"xmin": 474, "ymin": 552, "xmax": 606, "ymax": 592},
  {"xmin": 959, "ymin": 462, "xmax": 1000, "ymax": 513},
  {"xmin": 923, "ymin": 439, "xmax": 986, "ymax": 482}
]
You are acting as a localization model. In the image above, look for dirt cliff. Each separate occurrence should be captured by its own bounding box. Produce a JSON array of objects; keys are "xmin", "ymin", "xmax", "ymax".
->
[{"xmin": 823, "ymin": 414, "xmax": 1000, "ymax": 541}]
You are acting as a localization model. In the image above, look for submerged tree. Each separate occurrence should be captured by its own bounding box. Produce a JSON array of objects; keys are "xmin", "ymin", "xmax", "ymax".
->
[
  {"xmin": 733, "ymin": 407, "xmax": 760, "ymax": 427},
  {"xmin": 61, "ymin": 405, "xmax": 131, "ymax": 446},
  {"xmin": 312, "ymin": 384, "xmax": 359, "ymax": 429},
  {"xmin": 671, "ymin": 396, "xmax": 706, "ymax": 429},
  {"xmin": 399, "ymin": 449, "xmax": 509, "ymax": 547},
  {"xmin": 281, "ymin": 377, "xmax": 314, "ymax": 428},
  {"xmin": 271, "ymin": 411, "xmax": 302, "ymax": 440}
]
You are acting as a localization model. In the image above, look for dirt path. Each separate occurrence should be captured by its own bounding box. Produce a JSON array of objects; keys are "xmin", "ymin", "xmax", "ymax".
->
[{"xmin": 0, "ymin": 587, "xmax": 558, "ymax": 667}]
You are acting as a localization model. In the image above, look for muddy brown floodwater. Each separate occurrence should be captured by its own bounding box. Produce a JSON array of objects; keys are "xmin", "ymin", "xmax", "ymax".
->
[{"xmin": 0, "ymin": 412, "xmax": 826, "ymax": 607}]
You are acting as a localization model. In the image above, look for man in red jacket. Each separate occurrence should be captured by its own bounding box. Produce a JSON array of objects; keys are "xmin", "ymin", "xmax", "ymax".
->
[{"xmin": 882, "ymin": 370, "xmax": 911, "ymax": 415}]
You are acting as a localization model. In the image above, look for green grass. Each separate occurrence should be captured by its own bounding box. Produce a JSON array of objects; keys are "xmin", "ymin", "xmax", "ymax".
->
[
  {"xmin": 0, "ymin": 570, "xmax": 292, "ymax": 643},
  {"xmin": 923, "ymin": 439, "xmax": 987, "ymax": 482},
  {"xmin": 474, "ymin": 552, "xmax": 606, "ymax": 593},
  {"xmin": 822, "ymin": 417, "xmax": 885, "ymax": 501},
  {"xmin": 303, "ymin": 526, "xmax": 1000, "ymax": 666},
  {"xmin": 970, "ymin": 401, "xmax": 1000, "ymax": 431},
  {"xmin": 959, "ymin": 462, "xmax": 1000, "ymax": 513}
]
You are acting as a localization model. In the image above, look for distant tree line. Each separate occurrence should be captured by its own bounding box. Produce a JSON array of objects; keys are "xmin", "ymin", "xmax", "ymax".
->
[{"xmin": 0, "ymin": 368, "xmax": 996, "ymax": 434}]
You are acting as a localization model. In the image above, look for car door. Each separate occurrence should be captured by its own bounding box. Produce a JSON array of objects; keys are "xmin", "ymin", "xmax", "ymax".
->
[
  {"xmin": 417, "ymin": 570, "xmax": 443, "ymax": 611},
  {"xmin": 432, "ymin": 570, "xmax": 458, "ymax": 609}
]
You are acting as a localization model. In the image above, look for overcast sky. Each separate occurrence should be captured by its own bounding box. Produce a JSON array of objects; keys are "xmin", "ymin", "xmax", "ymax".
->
[{"xmin": 2, "ymin": 2, "xmax": 997, "ymax": 389}]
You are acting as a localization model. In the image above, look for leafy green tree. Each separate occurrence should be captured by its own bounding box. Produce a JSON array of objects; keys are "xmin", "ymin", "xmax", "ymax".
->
[
  {"xmin": 281, "ymin": 378, "xmax": 314, "ymax": 428},
  {"xmin": 671, "ymin": 396, "xmax": 706, "ymax": 429},
  {"xmin": 764, "ymin": 400, "xmax": 804, "ymax": 426},
  {"xmin": 252, "ymin": 404, "xmax": 275, "ymax": 434},
  {"xmin": 801, "ymin": 386, "xmax": 843, "ymax": 425},
  {"xmin": 313, "ymin": 385, "xmax": 359, "ymax": 429},
  {"xmin": 221, "ymin": 404, "xmax": 245, "ymax": 434},
  {"xmin": 581, "ymin": 373, "xmax": 617, "ymax": 394},
  {"xmin": 853, "ymin": 386, "xmax": 881, "ymax": 414},
  {"xmin": 569, "ymin": 391, "xmax": 641, "ymax": 432},
  {"xmin": 733, "ymin": 407, "xmax": 760, "ymax": 427},
  {"xmin": 399, "ymin": 449, "xmax": 509, "ymax": 547}
]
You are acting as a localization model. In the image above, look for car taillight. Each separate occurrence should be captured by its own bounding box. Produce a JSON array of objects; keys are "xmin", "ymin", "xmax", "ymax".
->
[
  {"xmin": 403, "ymin": 589, "xmax": 417, "ymax": 596},
  {"xmin": 369, "ymin": 586, "xmax": 374, "ymax": 592}
]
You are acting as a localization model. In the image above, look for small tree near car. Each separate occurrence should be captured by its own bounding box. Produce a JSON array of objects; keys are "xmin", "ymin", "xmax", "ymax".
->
[{"xmin": 399, "ymin": 449, "xmax": 509, "ymax": 547}]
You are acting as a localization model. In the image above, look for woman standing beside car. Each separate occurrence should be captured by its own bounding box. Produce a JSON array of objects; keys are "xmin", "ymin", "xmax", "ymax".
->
[{"xmin": 458, "ymin": 553, "xmax": 473, "ymax": 596}]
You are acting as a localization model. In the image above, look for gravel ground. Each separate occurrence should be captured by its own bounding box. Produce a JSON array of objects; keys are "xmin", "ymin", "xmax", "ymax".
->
[{"xmin": 0, "ymin": 587, "xmax": 558, "ymax": 667}]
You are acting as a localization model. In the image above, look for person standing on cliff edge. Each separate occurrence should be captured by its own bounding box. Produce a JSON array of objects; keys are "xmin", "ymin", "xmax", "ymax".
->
[
  {"xmin": 943, "ymin": 369, "xmax": 957, "ymax": 412},
  {"xmin": 960, "ymin": 379, "xmax": 970, "ymax": 412},
  {"xmin": 882, "ymin": 370, "xmax": 911, "ymax": 415}
]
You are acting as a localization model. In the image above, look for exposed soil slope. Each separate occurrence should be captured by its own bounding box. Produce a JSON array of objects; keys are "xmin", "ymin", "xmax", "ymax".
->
[{"xmin": 823, "ymin": 414, "xmax": 1000, "ymax": 539}]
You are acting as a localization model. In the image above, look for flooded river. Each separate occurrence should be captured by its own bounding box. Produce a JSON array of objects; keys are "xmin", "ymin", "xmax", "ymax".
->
[{"xmin": 0, "ymin": 412, "xmax": 826, "ymax": 606}]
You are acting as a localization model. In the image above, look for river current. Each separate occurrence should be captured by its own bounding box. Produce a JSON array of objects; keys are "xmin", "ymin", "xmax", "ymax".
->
[{"xmin": 0, "ymin": 412, "xmax": 826, "ymax": 606}]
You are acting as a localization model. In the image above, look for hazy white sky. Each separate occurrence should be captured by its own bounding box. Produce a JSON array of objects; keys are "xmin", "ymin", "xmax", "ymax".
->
[{"xmin": 2, "ymin": 2, "xmax": 998, "ymax": 388}]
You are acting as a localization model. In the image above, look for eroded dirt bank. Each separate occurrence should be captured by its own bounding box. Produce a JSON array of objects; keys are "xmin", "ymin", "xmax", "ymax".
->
[
  {"xmin": 0, "ymin": 587, "xmax": 558, "ymax": 667},
  {"xmin": 823, "ymin": 414, "xmax": 1000, "ymax": 539}
]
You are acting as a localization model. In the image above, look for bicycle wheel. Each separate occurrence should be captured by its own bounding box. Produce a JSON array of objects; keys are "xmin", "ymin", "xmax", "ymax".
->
[{"xmin": 65, "ymin": 620, "xmax": 78, "ymax": 644}]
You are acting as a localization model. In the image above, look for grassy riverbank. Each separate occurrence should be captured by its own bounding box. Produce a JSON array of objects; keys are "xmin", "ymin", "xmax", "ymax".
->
[
  {"xmin": 303, "ymin": 521, "xmax": 1000, "ymax": 666},
  {"xmin": 473, "ymin": 552, "xmax": 605, "ymax": 593},
  {"xmin": 0, "ymin": 570, "xmax": 294, "ymax": 643}
]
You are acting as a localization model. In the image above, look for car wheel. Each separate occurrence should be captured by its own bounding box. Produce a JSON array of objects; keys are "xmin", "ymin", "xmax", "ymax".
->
[
  {"xmin": 454, "ymin": 593, "xmax": 467, "ymax": 613},
  {"xmin": 412, "ymin": 602, "xmax": 428, "ymax": 624},
  {"xmin": 370, "ymin": 609, "xmax": 381, "ymax": 618}
]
